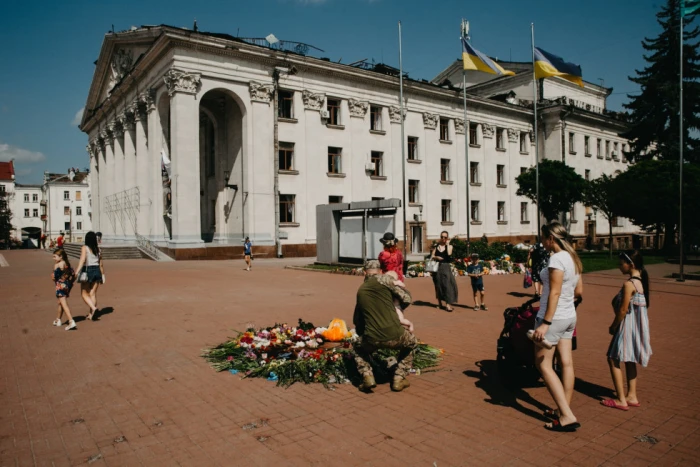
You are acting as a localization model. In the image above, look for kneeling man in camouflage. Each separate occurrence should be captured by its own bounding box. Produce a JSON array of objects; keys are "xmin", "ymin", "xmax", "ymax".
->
[{"xmin": 353, "ymin": 260, "xmax": 417, "ymax": 392}]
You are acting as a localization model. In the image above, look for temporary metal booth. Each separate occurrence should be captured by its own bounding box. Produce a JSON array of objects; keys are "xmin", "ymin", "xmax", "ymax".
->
[{"xmin": 316, "ymin": 198, "xmax": 401, "ymax": 265}]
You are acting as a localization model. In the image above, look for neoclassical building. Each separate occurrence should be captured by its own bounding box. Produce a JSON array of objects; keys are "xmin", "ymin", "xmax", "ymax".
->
[{"xmin": 80, "ymin": 25, "xmax": 646, "ymax": 259}]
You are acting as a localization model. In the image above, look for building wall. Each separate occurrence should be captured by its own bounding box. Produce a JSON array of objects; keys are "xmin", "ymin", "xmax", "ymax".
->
[
  {"xmin": 43, "ymin": 181, "xmax": 93, "ymax": 243},
  {"xmin": 13, "ymin": 186, "xmax": 43, "ymax": 243}
]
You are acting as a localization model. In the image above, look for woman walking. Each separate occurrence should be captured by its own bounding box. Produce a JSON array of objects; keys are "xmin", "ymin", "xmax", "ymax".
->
[
  {"xmin": 243, "ymin": 237, "xmax": 253, "ymax": 271},
  {"xmin": 74, "ymin": 232, "xmax": 104, "ymax": 320},
  {"xmin": 52, "ymin": 248, "xmax": 77, "ymax": 330},
  {"xmin": 601, "ymin": 250, "xmax": 652, "ymax": 410},
  {"xmin": 531, "ymin": 222, "xmax": 583, "ymax": 432},
  {"xmin": 430, "ymin": 231, "xmax": 458, "ymax": 312},
  {"xmin": 378, "ymin": 232, "xmax": 404, "ymax": 281}
]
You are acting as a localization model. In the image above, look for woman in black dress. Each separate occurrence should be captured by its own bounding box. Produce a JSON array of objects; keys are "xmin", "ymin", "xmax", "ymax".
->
[{"xmin": 430, "ymin": 231, "xmax": 458, "ymax": 311}]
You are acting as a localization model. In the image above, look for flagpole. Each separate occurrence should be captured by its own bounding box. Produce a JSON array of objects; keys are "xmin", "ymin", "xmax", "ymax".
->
[
  {"xmin": 678, "ymin": 5, "xmax": 685, "ymax": 282},
  {"xmin": 399, "ymin": 21, "xmax": 408, "ymax": 270},
  {"xmin": 462, "ymin": 19, "xmax": 471, "ymax": 254},
  {"xmin": 531, "ymin": 23, "xmax": 541, "ymax": 236}
]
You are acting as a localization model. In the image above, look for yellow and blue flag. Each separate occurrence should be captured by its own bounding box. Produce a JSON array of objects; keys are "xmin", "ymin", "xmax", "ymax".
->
[
  {"xmin": 682, "ymin": 0, "xmax": 700, "ymax": 17},
  {"xmin": 534, "ymin": 47, "xmax": 583, "ymax": 87},
  {"xmin": 462, "ymin": 38, "xmax": 515, "ymax": 76}
]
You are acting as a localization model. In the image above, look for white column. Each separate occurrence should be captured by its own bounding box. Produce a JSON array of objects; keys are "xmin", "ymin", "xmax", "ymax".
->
[
  {"xmin": 169, "ymin": 90, "xmax": 203, "ymax": 247},
  {"xmin": 122, "ymin": 113, "xmax": 136, "ymax": 242},
  {"xmin": 102, "ymin": 128, "xmax": 116, "ymax": 242},
  {"xmin": 88, "ymin": 143, "xmax": 100, "ymax": 233},
  {"xmin": 134, "ymin": 104, "xmax": 149, "ymax": 239},
  {"xmin": 144, "ymin": 90, "xmax": 165, "ymax": 243},
  {"xmin": 112, "ymin": 122, "xmax": 125, "ymax": 241}
]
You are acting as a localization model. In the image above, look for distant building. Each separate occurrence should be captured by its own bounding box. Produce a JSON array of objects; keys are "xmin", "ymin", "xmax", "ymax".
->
[
  {"xmin": 79, "ymin": 25, "xmax": 648, "ymax": 259},
  {"xmin": 42, "ymin": 169, "xmax": 93, "ymax": 243}
]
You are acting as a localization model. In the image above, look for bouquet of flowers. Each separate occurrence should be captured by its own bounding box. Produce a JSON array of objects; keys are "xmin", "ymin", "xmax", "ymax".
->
[{"xmin": 202, "ymin": 319, "xmax": 443, "ymax": 388}]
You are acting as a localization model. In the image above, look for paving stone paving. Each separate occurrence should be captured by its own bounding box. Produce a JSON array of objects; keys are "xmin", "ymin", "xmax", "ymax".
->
[{"xmin": 1, "ymin": 250, "xmax": 699, "ymax": 466}]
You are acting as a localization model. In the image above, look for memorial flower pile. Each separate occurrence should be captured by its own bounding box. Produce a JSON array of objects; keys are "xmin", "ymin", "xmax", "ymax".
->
[{"xmin": 202, "ymin": 319, "xmax": 442, "ymax": 388}]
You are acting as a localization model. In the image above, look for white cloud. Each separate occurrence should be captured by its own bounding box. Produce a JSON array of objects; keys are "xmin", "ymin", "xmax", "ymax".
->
[
  {"xmin": 0, "ymin": 141, "xmax": 46, "ymax": 164},
  {"xmin": 71, "ymin": 107, "xmax": 84, "ymax": 126}
]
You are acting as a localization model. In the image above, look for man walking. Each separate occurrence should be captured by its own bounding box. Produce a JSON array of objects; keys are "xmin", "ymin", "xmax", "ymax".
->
[{"xmin": 353, "ymin": 260, "xmax": 417, "ymax": 392}]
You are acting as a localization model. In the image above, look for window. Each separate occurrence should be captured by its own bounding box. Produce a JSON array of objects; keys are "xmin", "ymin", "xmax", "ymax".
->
[
  {"xmin": 327, "ymin": 98, "xmax": 341, "ymax": 125},
  {"xmin": 439, "ymin": 118, "xmax": 450, "ymax": 141},
  {"xmin": 570, "ymin": 206, "xmax": 577, "ymax": 222},
  {"xmin": 64, "ymin": 191, "xmax": 69, "ymax": 200},
  {"xmin": 584, "ymin": 136, "xmax": 590, "ymax": 156},
  {"xmin": 64, "ymin": 222, "xmax": 70, "ymax": 231},
  {"xmin": 328, "ymin": 147, "xmax": 342, "ymax": 174},
  {"xmin": 370, "ymin": 151, "xmax": 383, "ymax": 177},
  {"xmin": 329, "ymin": 196, "xmax": 343, "ymax": 204},
  {"xmin": 278, "ymin": 90, "xmax": 294, "ymax": 119},
  {"xmin": 441, "ymin": 200, "xmax": 451, "ymax": 223},
  {"xmin": 408, "ymin": 180, "xmax": 419, "ymax": 204},
  {"xmin": 585, "ymin": 169, "xmax": 591, "ymax": 181},
  {"xmin": 520, "ymin": 132, "xmax": 528, "ymax": 153},
  {"xmin": 371, "ymin": 197, "xmax": 384, "ymax": 201},
  {"xmin": 33, "ymin": 209, "xmax": 38, "ymax": 217},
  {"xmin": 520, "ymin": 167, "xmax": 527, "ymax": 175},
  {"xmin": 75, "ymin": 191, "xmax": 82, "ymax": 201},
  {"xmin": 279, "ymin": 142, "xmax": 295, "ymax": 171},
  {"xmin": 0, "ymin": 185, "xmax": 5, "ymax": 193},
  {"xmin": 613, "ymin": 142, "xmax": 619, "ymax": 160},
  {"xmin": 471, "ymin": 200, "xmax": 480, "ymax": 221},
  {"xmin": 440, "ymin": 159, "xmax": 450, "ymax": 182},
  {"xmin": 605, "ymin": 140, "xmax": 611, "ymax": 159},
  {"xmin": 470, "ymin": 162, "xmax": 480, "ymax": 184},
  {"xmin": 407, "ymin": 136, "xmax": 418, "ymax": 160},
  {"xmin": 469, "ymin": 123, "xmax": 479, "ymax": 145},
  {"xmin": 496, "ymin": 128, "xmax": 505, "ymax": 150},
  {"xmin": 64, "ymin": 206, "xmax": 70, "ymax": 215},
  {"xmin": 77, "ymin": 222, "xmax": 82, "ymax": 230},
  {"xmin": 280, "ymin": 194, "xmax": 296, "ymax": 223},
  {"xmin": 497, "ymin": 202, "xmax": 506, "ymax": 222},
  {"xmin": 497, "ymin": 165, "xmax": 505, "ymax": 186},
  {"xmin": 370, "ymin": 105, "xmax": 382, "ymax": 131},
  {"xmin": 33, "ymin": 194, "xmax": 38, "ymax": 202},
  {"xmin": 569, "ymin": 132, "xmax": 576, "ymax": 154},
  {"xmin": 611, "ymin": 216, "xmax": 621, "ymax": 227},
  {"xmin": 24, "ymin": 194, "xmax": 29, "ymax": 202},
  {"xmin": 24, "ymin": 208, "xmax": 29, "ymax": 217},
  {"xmin": 597, "ymin": 138, "xmax": 602, "ymax": 158},
  {"xmin": 76, "ymin": 206, "xmax": 82, "ymax": 216},
  {"xmin": 521, "ymin": 202, "xmax": 529, "ymax": 222}
]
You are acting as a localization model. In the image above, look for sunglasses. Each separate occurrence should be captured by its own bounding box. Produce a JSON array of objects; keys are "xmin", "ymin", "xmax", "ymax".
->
[
  {"xmin": 619, "ymin": 252, "xmax": 633, "ymax": 264},
  {"xmin": 440, "ymin": 236, "xmax": 448, "ymax": 239}
]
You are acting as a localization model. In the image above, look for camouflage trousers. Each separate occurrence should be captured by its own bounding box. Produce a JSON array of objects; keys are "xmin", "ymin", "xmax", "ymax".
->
[{"xmin": 354, "ymin": 330, "xmax": 419, "ymax": 379}]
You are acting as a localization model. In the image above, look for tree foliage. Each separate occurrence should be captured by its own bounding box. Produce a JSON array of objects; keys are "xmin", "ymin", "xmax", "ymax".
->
[
  {"xmin": 515, "ymin": 160, "xmax": 586, "ymax": 222},
  {"xmin": 623, "ymin": 0, "xmax": 700, "ymax": 163},
  {"xmin": 0, "ymin": 190, "xmax": 13, "ymax": 248},
  {"xmin": 584, "ymin": 174, "xmax": 623, "ymax": 257}
]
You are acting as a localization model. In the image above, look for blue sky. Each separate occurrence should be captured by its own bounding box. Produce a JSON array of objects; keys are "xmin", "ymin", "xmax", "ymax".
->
[{"xmin": 0, "ymin": 0, "xmax": 675, "ymax": 183}]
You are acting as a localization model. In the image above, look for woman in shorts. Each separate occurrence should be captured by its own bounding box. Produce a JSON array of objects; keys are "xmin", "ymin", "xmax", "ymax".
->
[{"xmin": 531, "ymin": 222, "xmax": 583, "ymax": 432}]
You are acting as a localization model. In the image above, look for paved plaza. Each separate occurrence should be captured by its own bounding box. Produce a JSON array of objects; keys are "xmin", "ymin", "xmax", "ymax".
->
[{"xmin": 1, "ymin": 251, "xmax": 699, "ymax": 466}]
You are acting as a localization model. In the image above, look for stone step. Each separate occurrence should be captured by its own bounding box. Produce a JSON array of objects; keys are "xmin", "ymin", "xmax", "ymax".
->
[{"xmin": 63, "ymin": 243, "xmax": 148, "ymax": 260}]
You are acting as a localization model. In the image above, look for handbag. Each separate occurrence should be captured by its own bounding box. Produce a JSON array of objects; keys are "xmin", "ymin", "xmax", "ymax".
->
[
  {"xmin": 77, "ymin": 267, "xmax": 88, "ymax": 283},
  {"xmin": 425, "ymin": 259, "xmax": 439, "ymax": 273},
  {"xmin": 523, "ymin": 270, "xmax": 533, "ymax": 289}
]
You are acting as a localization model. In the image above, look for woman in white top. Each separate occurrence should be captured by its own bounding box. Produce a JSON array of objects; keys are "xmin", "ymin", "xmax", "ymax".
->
[
  {"xmin": 532, "ymin": 221, "xmax": 584, "ymax": 432},
  {"xmin": 75, "ymin": 231, "xmax": 105, "ymax": 321}
]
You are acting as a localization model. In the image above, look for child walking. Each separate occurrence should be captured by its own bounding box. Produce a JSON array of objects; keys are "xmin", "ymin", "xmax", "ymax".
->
[
  {"xmin": 52, "ymin": 248, "xmax": 77, "ymax": 330},
  {"xmin": 466, "ymin": 253, "xmax": 488, "ymax": 311}
]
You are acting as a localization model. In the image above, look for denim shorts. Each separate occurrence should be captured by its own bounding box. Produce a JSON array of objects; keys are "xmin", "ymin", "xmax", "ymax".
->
[{"xmin": 534, "ymin": 317, "xmax": 576, "ymax": 345}]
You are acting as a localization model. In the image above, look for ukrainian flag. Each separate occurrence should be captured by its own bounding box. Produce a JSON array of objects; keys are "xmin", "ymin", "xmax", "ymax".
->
[
  {"xmin": 534, "ymin": 47, "xmax": 583, "ymax": 87},
  {"xmin": 462, "ymin": 38, "xmax": 515, "ymax": 76}
]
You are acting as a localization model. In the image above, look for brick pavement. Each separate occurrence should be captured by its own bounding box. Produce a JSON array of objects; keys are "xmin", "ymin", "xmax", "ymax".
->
[{"xmin": 1, "ymin": 250, "xmax": 699, "ymax": 466}]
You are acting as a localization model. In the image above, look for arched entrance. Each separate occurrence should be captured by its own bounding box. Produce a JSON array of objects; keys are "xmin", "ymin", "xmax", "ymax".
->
[{"xmin": 198, "ymin": 89, "xmax": 245, "ymax": 243}]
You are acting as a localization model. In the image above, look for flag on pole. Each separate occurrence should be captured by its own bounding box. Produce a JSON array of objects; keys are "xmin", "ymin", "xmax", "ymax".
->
[
  {"xmin": 462, "ymin": 38, "xmax": 515, "ymax": 76},
  {"xmin": 682, "ymin": 0, "xmax": 700, "ymax": 17},
  {"xmin": 534, "ymin": 47, "xmax": 583, "ymax": 87}
]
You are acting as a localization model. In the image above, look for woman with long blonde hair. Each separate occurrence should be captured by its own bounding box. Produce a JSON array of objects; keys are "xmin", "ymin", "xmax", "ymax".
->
[{"xmin": 531, "ymin": 222, "xmax": 583, "ymax": 432}]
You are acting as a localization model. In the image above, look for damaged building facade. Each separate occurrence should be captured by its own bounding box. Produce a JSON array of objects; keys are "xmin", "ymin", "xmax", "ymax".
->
[{"xmin": 80, "ymin": 25, "xmax": 645, "ymax": 259}]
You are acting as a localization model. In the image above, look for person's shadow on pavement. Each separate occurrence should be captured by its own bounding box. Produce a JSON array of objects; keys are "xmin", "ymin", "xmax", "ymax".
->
[
  {"xmin": 464, "ymin": 360, "xmax": 551, "ymax": 421},
  {"xmin": 93, "ymin": 306, "xmax": 114, "ymax": 321}
]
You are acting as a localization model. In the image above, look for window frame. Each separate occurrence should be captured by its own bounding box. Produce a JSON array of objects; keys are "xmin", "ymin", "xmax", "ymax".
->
[
  {"xmin": 441, "ymin": 199, "xmax": 451, "ymax": 223},
  {"xmin": 519, "ymin": 132, "xmax": 528, "ymax": 153},
  {"xmin": 63, "ymin": 191, "xmax": 70, "ymax": 200},
  {"xmin": 327, "ymin": 147, "xmax": 343, "ymax": 174},
  {"xmin": 33, "ymin": 208, "xmax": 39, "ymax": 217},
  {"xmin": 408, "ymin": 179, "xmax": 419, "ymax": 204},
  {"xmin": 439, "ymin": 117, "xmax": 450, "ymax": 141},
  {"xmin": 279, "ymin": 142, "xmax": 295, "ymax": 171},
  {"xmin": 278, "ymin": 90, "xmax": 295, "ymax": 119},
  {"xmin": 497, "ymin": 201, "xmax": 506, "ymax": 222},
  {"xmin": 24, "ymin": 193, "xmax": 29, "ymax": 202},
  {"xmin": 496, "ymin": 164, "xmax": 506, "ymax": 186},
  {"xmin": 370, "ymin": 105, "xmax": 382, "ymax": 131},
  {"xmin": 279, "ymin": 194, "xmax": 296, "ymax": 224},
  {"xmin": 328, "ymin": 196, "xmax": 343, "ymax": 204},
  {"xmin": 584, "ymin": 136, "xmax": 590, "ymax": 156},
  {"xmin": 76, "ymin": 206, "xmax": 82, "ymax": 216},
  {"xmin": 440, "ymin": 159, "xmax": 451, "ymax": 182},
  {"xmin": 568, "ymin": 132, "xmax": 576, "ymax": 154},
  {"xmin": 471, "ymin": 200, "xmax": 480, "ymax": 222},
  {"xmin": 407, "ymin": 136, "xmax": 419, "ymax": 161},
  {"xmin": 496, "ymin": 127, "xmax": 505, "ymax": 150},
  {"xmin": 520, "ymin": 202, "xmax": 529, "ymax": 223},
  {"xmin": 24, "ymin": 208, "xmax": 30, "ymax": 217},
  {"xmin": 370, "ymin": 151, "xmax": 384, "ymax": 177},
  {"xmin": 469, "ymin": 122, "xmax": 479, "ymax": 146},
  {"xmin": 470, "ymin": 161, "xmax": 480, "ymax": 184},
  {"xmin": 77, "ymin": 221, "xmax": 82, "ymax": 230},
  {"xmin": 64, "ymin": 206, "xmax": 70, "ymax": 215},
  {"xmin": 326, "ymin": 98, "xmax": 341, "ymax": 126}
]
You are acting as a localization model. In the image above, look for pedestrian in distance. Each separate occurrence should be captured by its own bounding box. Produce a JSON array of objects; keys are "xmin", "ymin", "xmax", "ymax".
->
[
  {"xmin": 430, "ymin": 231, "xmax": 458, "ymax": 312},
  {"xmin": 243, "ymin": 237, "xmax": 253, "ymax": 271},
  {"xmin": 601, "ymin": 250, "xmax": 652, "ymax": 411},
  {"xmin": 466, "ymin": 253, "xmax": 487, "ymax": 311},
  {"xmin": 531, "ymin": 222, "xmax": 584, "ymax": 432},
  {"xmin": 530, "ymin": 240, "xmax": 549, "ymax": 298},
  {"xmin": 74, "ymin": 232, "xmax": 105, "ymax": 321},
  {"xmin": 378, "ymin": 232, "xmax": 404, "ymax": 281},
  {"xmin": 52, "ymin": 248, "xmax": 77, "ymax": 330}
]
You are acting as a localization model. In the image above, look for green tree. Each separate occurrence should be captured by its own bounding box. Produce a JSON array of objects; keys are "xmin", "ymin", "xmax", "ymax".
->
[
  {"xmin": 584, "ymin": 174, "xmax": 623, "ymax": 258},
  {"xmin": 0, "ymin": 190, "xmax": 13, "ymax": 248},
  {"xmin": 515, "ymin": 160, "xmax": 586, "ymax": 224},
  {"xmin": 623, "ymin": 0, "xmax": 700, "ymax": 163}
]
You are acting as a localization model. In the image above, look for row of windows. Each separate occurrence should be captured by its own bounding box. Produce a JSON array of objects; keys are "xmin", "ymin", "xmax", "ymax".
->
[
  {"xmin": 279, "ymin": 194, "xmax": 530, "ymax": 225},
  {"xmin": 63, "ymin": 206, "xmax": 84, "ymax": 215},
  {"xmin": 63, "ymin": 190, "xmax": 83, "ymax": 201},
  {"xmin": 22, "ymin": 193, "xmax": 40, "ymax": 203},
  {"xmin": 569, "ymin": 133, "xmax": 629, "ymax": 162},
  {"xmin": 278, "ymin": 90, "xmax": 531, "ymax": 150},
  {"xmin": 62, "ymin": 222, "xmax": 83, "ymax": 231}
]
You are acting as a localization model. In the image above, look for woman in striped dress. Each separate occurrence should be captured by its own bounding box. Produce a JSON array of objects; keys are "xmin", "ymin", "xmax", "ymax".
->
[{"xmin": 602, "ymin": 250, "xmax": 652, "ymax": 410}]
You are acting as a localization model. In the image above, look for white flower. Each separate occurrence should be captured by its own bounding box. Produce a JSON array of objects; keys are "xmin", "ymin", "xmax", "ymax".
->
[
  {"xmin": 306, "ymin": 340, "xmax": 318, "ymax": 349},
  {"xmin": 284, "ymin": 340, "xmax": 292, "ymax": 345},
  {"xmin": 316, "ymin": 338, "xmax": 323, "ymax": 344},
  {"xmin": 240, "ymin": 342, "xmax": 249, "ymax": 348},
  {"xmin": 294, "ymin": 341, "xmax": 306, "ymax": 348},
  {"xmin": 315, "ymin": 327, "xmax": 327, "ymax": 334}
]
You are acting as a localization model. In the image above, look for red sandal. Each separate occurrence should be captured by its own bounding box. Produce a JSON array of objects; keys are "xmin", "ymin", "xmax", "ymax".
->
[{"xmin": 600, "ymin": 399, "xmax": 629, "ymax": 411}]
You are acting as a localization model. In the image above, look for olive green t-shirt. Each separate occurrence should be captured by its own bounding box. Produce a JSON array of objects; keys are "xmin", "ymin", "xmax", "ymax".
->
[{"xmin": 353, "ymin": 276, "xmax": 404, "ymax": 342}]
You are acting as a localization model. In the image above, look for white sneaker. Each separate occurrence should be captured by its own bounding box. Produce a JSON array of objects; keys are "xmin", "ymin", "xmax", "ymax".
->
[
  {"xmin": 65, "ymin": 320, "xmax": 77, "ymax": 331},
  {"xmin": 53, "ymin": 319, "xmax": 62, "ymax": 327}
]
